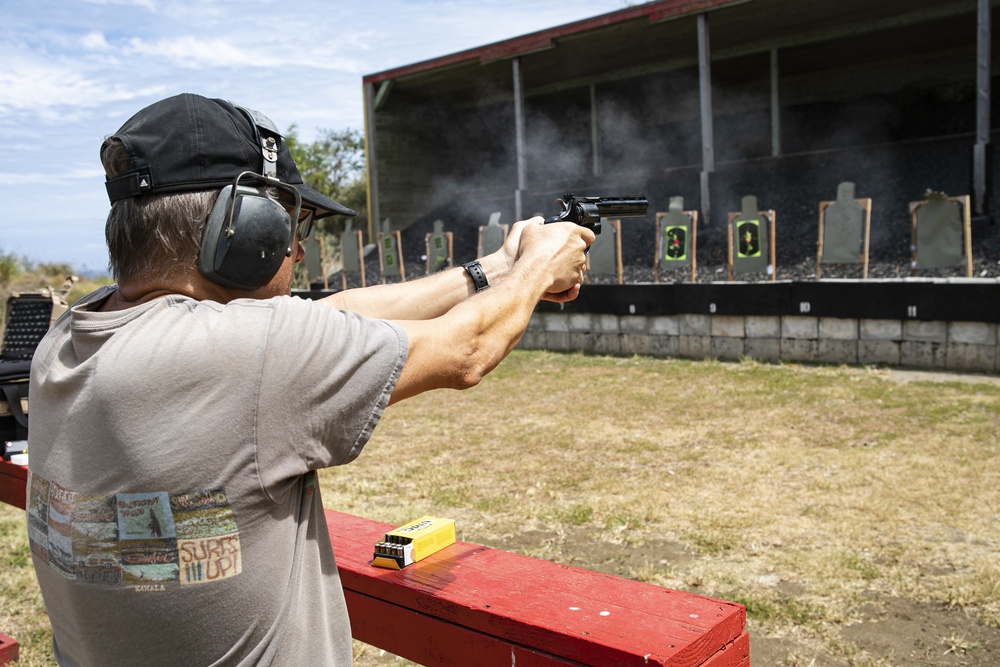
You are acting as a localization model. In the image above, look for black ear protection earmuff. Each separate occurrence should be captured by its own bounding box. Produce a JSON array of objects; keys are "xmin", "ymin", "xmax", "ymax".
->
[
  {"xmin": 198, "ymin": 173, "xmax": 298, "ymax": 290},
  {"xmin": 197, "ymin": 107, "xmax": 299, "ymax": 291}
]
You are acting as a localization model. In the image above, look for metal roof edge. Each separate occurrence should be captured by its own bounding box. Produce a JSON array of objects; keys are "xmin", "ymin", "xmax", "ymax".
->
[{"xmin": 361, "ymin": 0, "xmax": 750, "ymax": 84}]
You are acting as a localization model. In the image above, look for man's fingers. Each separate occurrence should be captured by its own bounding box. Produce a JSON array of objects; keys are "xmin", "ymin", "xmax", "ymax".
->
[{"xmin": 540, "ymin": 283, "xmax": 582, "ymax": 303}]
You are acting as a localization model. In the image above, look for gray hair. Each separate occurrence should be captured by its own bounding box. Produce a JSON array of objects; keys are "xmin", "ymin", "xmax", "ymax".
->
[{"xmin": 102, "ymin": 138, "xmax": 218, "ymax": 284}]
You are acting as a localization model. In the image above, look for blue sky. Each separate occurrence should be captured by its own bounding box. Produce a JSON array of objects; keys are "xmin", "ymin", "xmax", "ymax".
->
[{"xmin": 0, "ymin": 0, "xmax": 627, "ymax": 275}]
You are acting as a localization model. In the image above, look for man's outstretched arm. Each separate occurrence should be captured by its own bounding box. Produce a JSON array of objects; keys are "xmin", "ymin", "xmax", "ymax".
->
[
  {"xmin": 386, "ymin": 220, "xmax": 593, "ymax": 404},
  {"xmin": 319, "ymin": 218, "xmax": 580, "ymax": 321}
]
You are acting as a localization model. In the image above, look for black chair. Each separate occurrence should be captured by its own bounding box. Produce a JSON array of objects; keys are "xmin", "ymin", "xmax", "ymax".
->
[{"xmin": 1, "ymin": 291, "xmax": 68, "ymax": 449}]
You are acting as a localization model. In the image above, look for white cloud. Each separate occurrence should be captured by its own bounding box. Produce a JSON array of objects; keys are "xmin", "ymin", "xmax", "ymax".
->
[
  {"xmin": 80, "ymin": 0, "xmax": 156, "ymax": 9},
  {"xmin": 123, "ymin": 35, "xmax": 252, "ymax": 69},
  {"xmin": 81, "ymin": 32, "xmax": 111, "ymax": 50},
  {"xmin": 0, "ymin": 58, "xmax": 165, "ymax": 120},
  {"xmin": 0, "ymin": 167, "xmax": 106, "ymax": 186}
]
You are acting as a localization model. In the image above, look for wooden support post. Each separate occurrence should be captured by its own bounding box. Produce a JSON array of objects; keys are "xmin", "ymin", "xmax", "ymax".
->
[
  {"xmin": 318, "ymin": 236, "xmax": 329, "ymax": 290},
  {"xmin": 615, "ymin": 219, "xmax": 623, "ymax": 284},
  {"xmin": 862, "ymin": 200, "xmax": 872, "ymax": 280},
  {"xmin": 653, "ymin": 214, "xmax": 664, "ymax": 284},
  {"xmin": 513, "ymin": 57, "xmax": 527, "ymax": 221},
  {"xmin": 816, "ymin": 202, "xmax": 826, "ymax": 281},
  {"xmin": 770, "ymin": 48, "xmax": 781, "ymax": 157},
  {"xmin": 698, "ymin": 12, "xmax": 715, "ymax": 228},
  {"xmin": 974, "ymin": 0, "xmax": 992, "ymax": 216},
  {"xmin": 769, "ymin": 211, "xmax": 777, "ymax": 281},
  {"xmin": 962, "ymin": 194, "xmax": 974, "ymax": 278},
  {"xmin": 727, "ymin": 212, "xmax": 735, "ymax": 282},
  {"xmin": 363, "ymin": 82, "xmax": 380, "ymax": 245},
  {"xmin": 691, "ymin": 210, "xmax": 699, "ymax": 282},
  {"xmin": 591, "ymin": 83, "xmax": 602, "ymax": 178}
]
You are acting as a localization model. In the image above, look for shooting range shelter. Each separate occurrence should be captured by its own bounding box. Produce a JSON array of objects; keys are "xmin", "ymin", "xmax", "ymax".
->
[{"xmin": 362, "ymin": 0, "xmax": 998, "ymax": 271}]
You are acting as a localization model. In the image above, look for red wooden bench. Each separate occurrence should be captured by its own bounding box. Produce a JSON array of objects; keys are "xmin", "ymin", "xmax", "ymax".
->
[
  {"xmin": 0, "ymin": 461, "xmax": 24, "ymax": 666},
  {"xmin": 0, "ymin": 633, "xmax": 18, "ymax": 667},
  {"xmin": 1, "ymin": 460, "xmax": 749, "ymax": 665}
]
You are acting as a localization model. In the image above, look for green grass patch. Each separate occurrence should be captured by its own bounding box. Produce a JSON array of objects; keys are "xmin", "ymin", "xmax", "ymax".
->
[{"xmin": 730, "ymin": 592, "xmax": 827, "ymax": 626}]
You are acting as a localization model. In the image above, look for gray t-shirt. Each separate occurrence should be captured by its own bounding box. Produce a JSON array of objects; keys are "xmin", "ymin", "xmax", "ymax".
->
[{"xmin": 26, "ymin": 286, "xmax": 407, "ymax": 666}]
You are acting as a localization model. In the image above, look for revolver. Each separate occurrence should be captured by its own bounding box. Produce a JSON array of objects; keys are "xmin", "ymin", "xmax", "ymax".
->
[{"xmin": 544, "ymin": 194, "xmax": 649, "ymax": 235}]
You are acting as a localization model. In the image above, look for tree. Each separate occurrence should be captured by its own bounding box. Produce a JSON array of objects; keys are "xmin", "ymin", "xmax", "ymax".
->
[
  {"xmin": 0, "ymin": 249, "xmax": 22, "ymax": 285},
  {"xmin": 283, "ymin": 126, "xmax": 369, "ymax": 289},
  {"xmin": 284, "ymin": 126, "xmax": 367, "ymax": 234}
]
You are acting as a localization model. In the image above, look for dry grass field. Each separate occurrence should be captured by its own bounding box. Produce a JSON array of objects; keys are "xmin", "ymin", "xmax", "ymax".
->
[{"xmin": 3, "ymin": 350, "xmax": 999, "ymax": 665}]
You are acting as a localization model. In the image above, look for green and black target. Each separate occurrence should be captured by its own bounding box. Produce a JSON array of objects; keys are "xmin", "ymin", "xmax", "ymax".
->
[
  {"xmin": 731, "ymin": 195, "xmax": 770, "ymax": 275},
  {"xmin": 737, "ymin": 220, "xmax": 761, "ymax": 258},
  {"xmin": 659, "ymin": 197, "xmax": 691, "ymax": 267},
  {"xmin": 382, "ymin": 234, "xmax": 398, "ymax": 268}
]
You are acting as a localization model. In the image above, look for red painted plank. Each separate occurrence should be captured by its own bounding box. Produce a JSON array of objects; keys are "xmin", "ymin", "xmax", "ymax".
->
[
  {"xmin": 347, "ymin": 590, "xmax": 579, "ymax": 666},
  {"xmin": 700, "ymin": 631, "xmax": 750, "ymax": 667},
  {"xmin": 328, "ymin": 510, "xmax": 746, "ymax": 666},
  {"xmin": 0, "ymin": 461, "xmax": 27, "ymax": 510},
  {"xmin": 0, "ymin": 632, "xmax": 20, "ymax": 666}
]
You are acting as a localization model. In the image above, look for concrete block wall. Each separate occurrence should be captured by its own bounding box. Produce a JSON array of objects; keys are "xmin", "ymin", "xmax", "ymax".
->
[{"xmin": 521, "ymin": 312, "xmax": 1000, "ymax": 373}]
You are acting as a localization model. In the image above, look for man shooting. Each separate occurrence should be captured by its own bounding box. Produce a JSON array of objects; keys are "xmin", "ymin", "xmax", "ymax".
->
[{"xmin": 25, "ymin": 93, "xmax": 592, "ymax": 666}]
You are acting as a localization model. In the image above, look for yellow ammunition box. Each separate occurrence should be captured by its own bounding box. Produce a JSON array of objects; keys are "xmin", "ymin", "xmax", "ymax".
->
[{"xmin": 372, "ymin": 516, "xmax": 456, "ymax": 570}]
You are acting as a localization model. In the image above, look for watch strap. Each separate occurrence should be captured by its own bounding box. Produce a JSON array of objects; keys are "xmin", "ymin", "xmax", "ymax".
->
[{"xmin": 462, "ymin": 260, "xmax": 489, "ymax": 292}]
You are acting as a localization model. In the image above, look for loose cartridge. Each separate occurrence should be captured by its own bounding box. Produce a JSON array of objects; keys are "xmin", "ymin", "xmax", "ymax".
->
[{"xmin": 372, "ymin": 516, "xmax": 456, "ymax": 570}]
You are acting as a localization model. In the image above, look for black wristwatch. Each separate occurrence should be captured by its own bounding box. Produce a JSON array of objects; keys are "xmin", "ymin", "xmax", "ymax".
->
[{"xmin": 462, "ymin": 260, "xmax": 489, "ymax": 292}]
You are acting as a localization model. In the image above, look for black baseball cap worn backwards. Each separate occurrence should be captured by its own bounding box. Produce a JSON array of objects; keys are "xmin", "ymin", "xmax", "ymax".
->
[{"xmin": 103, "ymin": 93, "xmax": 356, "ymax": 219}]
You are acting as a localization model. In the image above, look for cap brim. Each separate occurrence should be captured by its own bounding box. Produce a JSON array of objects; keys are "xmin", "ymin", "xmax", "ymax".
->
[{"xmin": 295, "ymin": 183, "xmax": 356, "ymax": 218}]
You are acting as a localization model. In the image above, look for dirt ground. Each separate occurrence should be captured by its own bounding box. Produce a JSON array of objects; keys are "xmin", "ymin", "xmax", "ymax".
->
[
  {"xmin": 493, "ymin": 366, "xmax": 1000, "ymax": 667},
  {"xmin": 887, "ymin": 369, "xmax": 1000, "ymax": 388},
  {"xmin": 495, "ymin": 364, "xmax": 1000, "ymax": 667}
]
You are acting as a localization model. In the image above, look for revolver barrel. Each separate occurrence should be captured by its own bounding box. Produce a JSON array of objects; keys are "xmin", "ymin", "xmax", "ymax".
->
[{"xmin": 544, "ymin": 194, "xmax": 649, "ymax": 234}]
